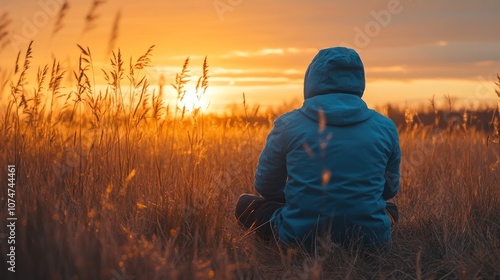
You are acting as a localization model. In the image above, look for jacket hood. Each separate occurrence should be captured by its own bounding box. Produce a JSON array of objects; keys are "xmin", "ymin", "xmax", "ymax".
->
[
  {"xmin": 300, "ymin": 94, "xmax": 375, "ymax": 126},
  {"xmin": 304, "ymin": 47, "xmax": 365, "ymax": 99}
]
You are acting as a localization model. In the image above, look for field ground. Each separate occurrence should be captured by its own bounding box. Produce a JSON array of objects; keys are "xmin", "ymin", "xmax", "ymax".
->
[{"xmin": 1, "ymin": 110, "xmax": 500, "ymax": 279}]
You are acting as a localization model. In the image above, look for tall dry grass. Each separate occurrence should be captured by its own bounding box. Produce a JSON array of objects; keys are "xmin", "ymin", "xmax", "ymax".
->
[
  {"xmin": 52, "ymin": 0, "xmax": 69, "ymax": 38},
  {"xmin": 83, "ymin": 0, "xmax": 107, "ymax": 34},
  {"xmin": 0, "ymin": 12, "xmax": 10, "ymax": 52},
  {"xmin": 0, "ymin": 44, "xmax": 499, "ymax": 279}
]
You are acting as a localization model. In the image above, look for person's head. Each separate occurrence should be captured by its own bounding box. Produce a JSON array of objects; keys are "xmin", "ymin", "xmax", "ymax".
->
[{"xmin": 303, "ymin": 47, "xmax": 365, "ymax": 99}]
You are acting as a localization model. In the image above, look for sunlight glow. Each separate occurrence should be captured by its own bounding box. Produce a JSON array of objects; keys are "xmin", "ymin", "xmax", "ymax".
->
[
  {"xmin": 178, "ymin": 89, "xmax": 205, "ymax": 113},
  {"xmin": 437, "ymin": 40, "xmax": 449, "ymax": 47}
]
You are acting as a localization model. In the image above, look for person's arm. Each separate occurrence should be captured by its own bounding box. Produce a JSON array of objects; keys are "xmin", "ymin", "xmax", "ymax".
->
[
  {"xmin": 383, "ymin": 130, "xmax": 401, "ymax": 200},
  {"xmin": 254, "ymin": 119, "xmax": 287, "ymax": 203}
]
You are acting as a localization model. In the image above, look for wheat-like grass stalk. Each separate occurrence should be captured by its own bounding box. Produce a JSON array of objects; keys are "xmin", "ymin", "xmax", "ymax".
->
[
  {"xmin": 107, "ymin": 10, "xmax": 121, "ymax": 56},
  {"xmin": 128, "ymin": 45, "xmax": 155, "ymax": 89},
  {"xmin": 23, "ymin": 64, "xmax": 49, "ymax": 130},
  {"xmin": 183, "ymin": 58, "xmax": 210, "ymax": 158},
  {"xmin": 495, "ymin": 73, "xmax": 500, "ymax": 110},
  {"xmin": 52, "ymin": 0, "xmax": 69, "ymax": 37},
  {"xmin": 429, "ymin": 94, "xmax": 440, "ymax": 128},
  {"xmin": 47, "ymin": 59, "xmax": 66, "ymax": 127},
  {"xmin": 172, "ymin": 57, "xmax": 190, "ymax": 106},
  {"xmin": 102, "ymin": 48, "xmax": 125, "ymax": 114},
  {"xmin": 495, "ymin": 74, "xmax": 500, "ymax": 138},
  {"xmin": 195, "ymin": 56, "xmax": 209, "ymax": 94},
  {"xmin": 152, "ymin": 74, "xmax": 166, "ymax": 122},
  {"xmin": 487, "ymin": 74, "xmax": 500, "ymax": 144},
  {"xmin": 75, "ymin": 45, "xmax": 111, "ymax": 128},
  {"xmin": 444, "ymin": 94, "xmax": 454, "ymax": 113},
  {"xmin": 404, "ymin": 105, "xmax": 414, "ymax": 131},
  {"xmin": 0, "ymin": 12, "xmax": 11, "ymax": 51},
  {"xmin": 10, "ymin": 41, "xmax": 33, "ymax": 111},
  {"xmin": 83, "ymin": 0, "xmax": 106, "ymax": 34},
  {"xmin": 0, "ymin": 66, "xmax": 9, "ymax": 96},
  {"xmin": 127, "ymin": 45, "xmax": 155, "ymax": 124},
  {"xmin": 64, "ymin": 48, "xmax": 91, "ymax": 127},
  {"xmin": 495, "ymin": 73, "xmax": 500, "ymax": 95},
  {"xmin": 3, "ymin": 41, "xmax": 33, "ymax": 168}
]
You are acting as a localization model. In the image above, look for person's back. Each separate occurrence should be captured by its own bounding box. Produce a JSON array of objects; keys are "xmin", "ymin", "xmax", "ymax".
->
[{"xmin": 235, "ymin": 47, "xmax": 401, "ymax": 250}]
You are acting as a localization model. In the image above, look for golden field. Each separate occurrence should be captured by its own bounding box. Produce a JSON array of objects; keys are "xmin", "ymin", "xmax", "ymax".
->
[{"xmin": 0, "ymin": 44, "xmax": 500, "ymax": 279}]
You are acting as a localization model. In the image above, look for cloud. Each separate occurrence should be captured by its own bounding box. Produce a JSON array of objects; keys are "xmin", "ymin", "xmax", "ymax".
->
[
  {"xmin": 4, "ymin": 0, "xmax": 499, "ymax": 93},
  {"xmin": 216, "ymin": 47, "xmax": 317, "ymax": 59},
  {"xmin": 210, "ymin": 76, "xmax": 300, "ymax": 86}
]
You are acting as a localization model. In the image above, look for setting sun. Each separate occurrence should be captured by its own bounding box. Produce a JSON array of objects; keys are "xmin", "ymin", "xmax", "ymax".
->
[{"xmin": 177, "ymin": 89, "xmax": 207, "ymax": 113}]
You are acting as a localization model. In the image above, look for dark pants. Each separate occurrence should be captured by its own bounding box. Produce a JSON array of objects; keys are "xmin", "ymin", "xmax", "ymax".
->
[
  {"xmin": 234, "ymin": 194, "xmax": 285, "ymax": 240},
  {"xmin": 235, "ymin": 194, "xmax": 399, "ymax": 241}
]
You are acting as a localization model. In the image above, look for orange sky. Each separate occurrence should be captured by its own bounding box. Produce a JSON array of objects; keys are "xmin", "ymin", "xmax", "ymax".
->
[{"xmin": 1, "ymin": 0, "xmax": 499, "ymax": 113}]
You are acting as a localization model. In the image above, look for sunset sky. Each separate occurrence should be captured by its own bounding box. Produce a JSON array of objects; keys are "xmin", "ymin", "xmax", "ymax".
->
[{"xmin": 1, "ymin": 0, "xmax": 499, "ymax": 112}]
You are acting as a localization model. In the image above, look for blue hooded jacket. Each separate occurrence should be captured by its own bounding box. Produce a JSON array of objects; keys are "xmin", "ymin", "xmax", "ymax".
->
[{"xmin": 254, "ymin": 47, "xmax": 401, "ymax": 247}]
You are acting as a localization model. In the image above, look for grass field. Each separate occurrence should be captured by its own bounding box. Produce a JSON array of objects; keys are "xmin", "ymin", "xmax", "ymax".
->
[{"xmin": 1, "ymin": 45, "xmax": 500, "ymax": 279}]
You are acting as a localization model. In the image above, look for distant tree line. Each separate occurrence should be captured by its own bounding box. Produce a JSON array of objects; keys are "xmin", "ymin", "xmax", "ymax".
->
[
  {"xmin": 216, "ymin": 101, "xmax": 500, "ymax": 135},
  {"xmin": 385, "ymin": 105, "xmax": 500, "ymax": 133}
]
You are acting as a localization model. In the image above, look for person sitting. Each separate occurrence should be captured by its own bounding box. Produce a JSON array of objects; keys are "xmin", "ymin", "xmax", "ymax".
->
[{"xmin": 235, "ymin": 47, "xmax": 401, "ymax": 251}]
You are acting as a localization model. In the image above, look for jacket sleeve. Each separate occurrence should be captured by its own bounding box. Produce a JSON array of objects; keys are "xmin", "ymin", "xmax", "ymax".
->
[
  {"xmin": 254, "ymin": 118, "xmax": 287, "ymax": 203},
  {"xmin": 383, "ymin": 127, "xmax": 401, "ymax": 200}
]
